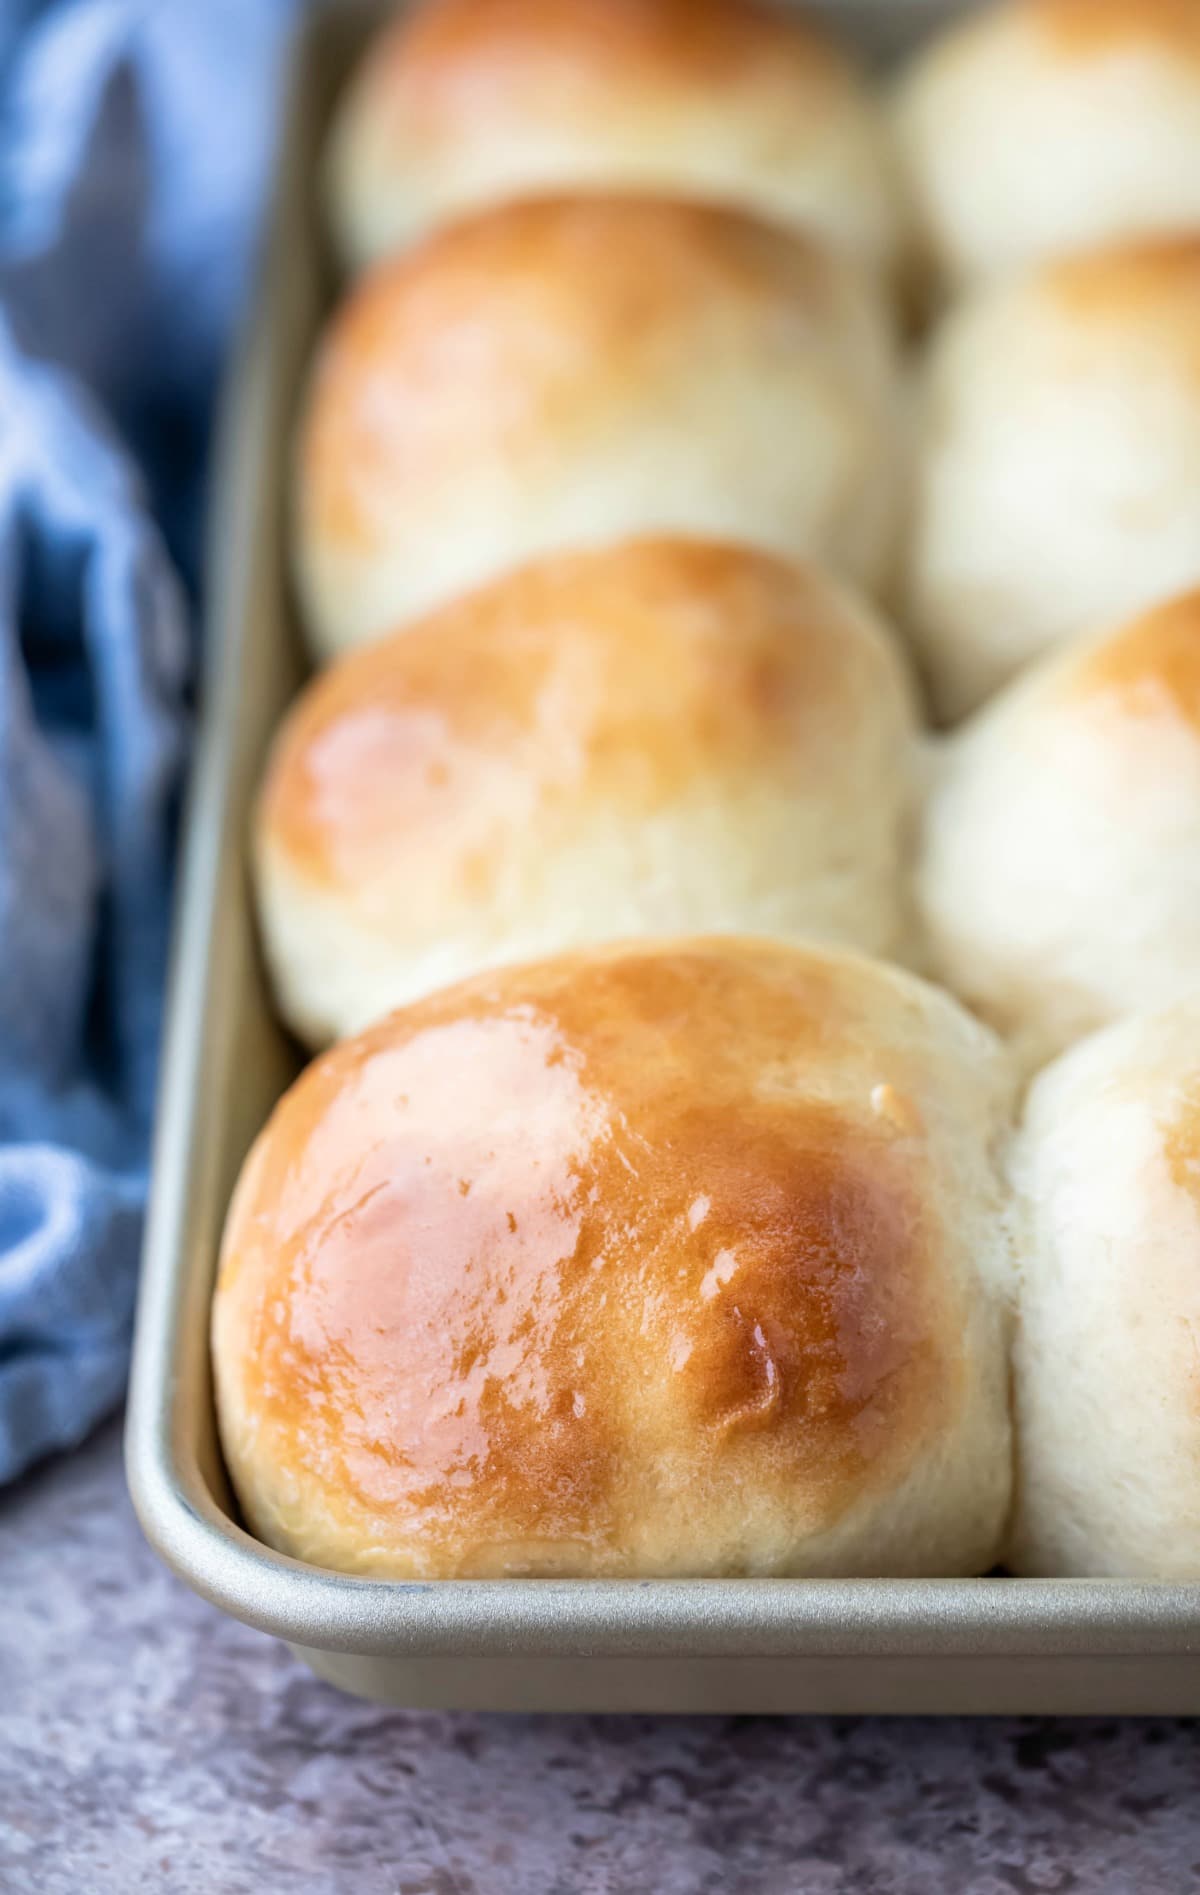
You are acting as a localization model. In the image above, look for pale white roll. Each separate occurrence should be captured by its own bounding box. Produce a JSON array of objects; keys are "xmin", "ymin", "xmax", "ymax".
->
[
  {"xmin": 917, "ymin": 589, "xmax": 1200, "ymax": 1072},
  {"xmin": 894, "ymin": 0, "xmax": 1200, "ymax": 293},
  {"xmin": 904, "ymin": 241, "xmax": 1200, "ymax": 721},
  {"xmin": 1009, "ymin": 1001, "xmax": 1200, "ymax": 1577}
]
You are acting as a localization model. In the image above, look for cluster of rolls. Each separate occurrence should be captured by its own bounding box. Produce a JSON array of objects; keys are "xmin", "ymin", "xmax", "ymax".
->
[{"xmin": 212, "ymin": 0, "xmax": 1200, "ymax": 1586}]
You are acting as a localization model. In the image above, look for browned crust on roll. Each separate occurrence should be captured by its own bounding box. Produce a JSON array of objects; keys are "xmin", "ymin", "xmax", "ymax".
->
[
  {"xmin": 260, "ymin": 535, "xmax": 902, "ymax": 893},
  {"xmin": 299, "ymin": 193, "xmax": 865, "ymax": 553},
  {"xmin": 1071, "ymin": 589, "xmax": 1200, "ymax": 726},
  {"xmin": 1032, "ymin": 0, "xmax": 1200, "ymax": 58},
  {"xmin": 214, "ymin": 940, "xmax": 971, "ymax": 1577},
  {"xmin": 351, "ymin": 0, "xmax": 856, "ymax": 144}
]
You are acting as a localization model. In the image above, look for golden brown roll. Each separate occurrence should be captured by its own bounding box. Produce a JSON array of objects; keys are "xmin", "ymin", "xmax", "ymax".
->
[
  {"xmin": 903, "ymin": 241, "xmax": 1200, "ymax": 721},
  {"xmin": 212, "ymin": 937, "xmax": 1016, "ymax": 1580},
  {"xmin": 894, "ymin": 0, "xmax": 1200, "ymax": 294},
  {"xmin": 256, "ymin": 536, "xmax": 922, "ymax": 1048},
  {"xmin": 1008, "ymin": 1000, "xmax": 1200, "ymax": 1577},
  {"xmin": 917, "ymin": 589, "xmax": 1200, "ymax": 1071},
  {"xmin": 327, "ymin": 0, "xmax": 907, "ymax": 280},
  {"xmin": 294, "ymin": 195, "xmax": 907, "ymax": 661}
]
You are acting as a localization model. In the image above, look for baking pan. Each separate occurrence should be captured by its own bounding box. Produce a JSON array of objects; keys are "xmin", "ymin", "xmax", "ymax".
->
[{"xmin": 125, "ymin": 0, "xmax": 1200, "ymax": 1712}]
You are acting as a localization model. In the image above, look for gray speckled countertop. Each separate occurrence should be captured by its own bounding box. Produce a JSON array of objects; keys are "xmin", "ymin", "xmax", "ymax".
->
[{"xmin": 2, "ymin": 1421, "xmax": 1198, "ymax": 1895}]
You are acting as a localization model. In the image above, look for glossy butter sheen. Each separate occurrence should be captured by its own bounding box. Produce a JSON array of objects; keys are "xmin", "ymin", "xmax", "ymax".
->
[
  {"xmin": 262, "ymin": 537, "xmax": 902, "ymax": 890},
  {"xmin": 255, "ymin": 537, "xmax": 920, "ymax": 1050},
  {"xmin": 213, "ymin": 940, "xmax": 1014, "ymax": 1581}
]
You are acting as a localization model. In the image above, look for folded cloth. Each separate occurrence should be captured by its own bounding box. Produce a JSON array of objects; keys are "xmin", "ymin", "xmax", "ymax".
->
[
  {"xmin": 0, "ymin": 0, "xmax": 300, "ymax": 575},
  {"xmin": 0, "ymin": 0, "xmax": 297, "ymax": 1483},
  {"xmin": 0, "ymin": 313, "xmax": 187, "ymax": 1481}
]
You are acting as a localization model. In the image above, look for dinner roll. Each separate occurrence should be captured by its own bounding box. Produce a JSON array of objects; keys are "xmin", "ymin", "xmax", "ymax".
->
[
  {"xmin": 212, "ymin": 937, "xmax": 1016, "ymax": 1580},
  {"xmin": 327, "ymin": 0, "xmax": 906, "ymax": 281},
  {"xmin": 918, "ymin": 590, "xmax": 1200, "ymax": 1072},
  {"xmin": 895, "ymin": 0, "xmax": 1200, "ymax": 293},
  {"xmin": 904, "ymin": 241, "xmax": 1200, "ymax": 720},
  {"xmin": 295, "ymin": 195, "xmax": 907, "ymax": 661},
  {"xmin": 1009, "ymin": 1002, "xmax": 1200, "ymax": 1577},
  {"xmin": 258, "ymin": 537, "xmax": 922, "ymax": 1048}
]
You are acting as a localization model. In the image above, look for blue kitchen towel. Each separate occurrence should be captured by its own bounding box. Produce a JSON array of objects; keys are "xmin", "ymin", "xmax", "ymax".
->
[{"xmin": 0, "ymin": 0, "xmax": 298, "ymax": 1483}]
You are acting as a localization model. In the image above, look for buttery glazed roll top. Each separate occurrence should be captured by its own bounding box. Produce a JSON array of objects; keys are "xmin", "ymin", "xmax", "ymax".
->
[
  {"xmin": 895, "ymin": 0, "xmax": 1200, "ymax": 291},
  {"xmin": 903, "ymin": 240, "xmax": 1200, "ymax": 720},
  {"xmin": 257, "ymin": 537, "xmax": 921, "ymax": 1048},
  {"xmin": 917, "ymin": 589, "xmax": 1200, "ymax": 1071},
  {"xmin": 212, "ymin": 938, "xmax": 1016, "ymax": 1581},
  {"xmin": 328, "ymin": 0, "xmax": 907, "ymax": 279},
  {"xmin": 1009, "ymin": 1001, "xmax": 1200, "ymax": 1578},
  {"xmin": 294, "ymin": 195, "xmax": 906, "ymax": 660}
]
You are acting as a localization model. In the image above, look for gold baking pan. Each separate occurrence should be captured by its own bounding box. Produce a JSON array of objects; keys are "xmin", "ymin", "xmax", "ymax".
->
[{"xmin": 124, "ymin": 0, "xmax": 1200, "ymax": 1712}]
